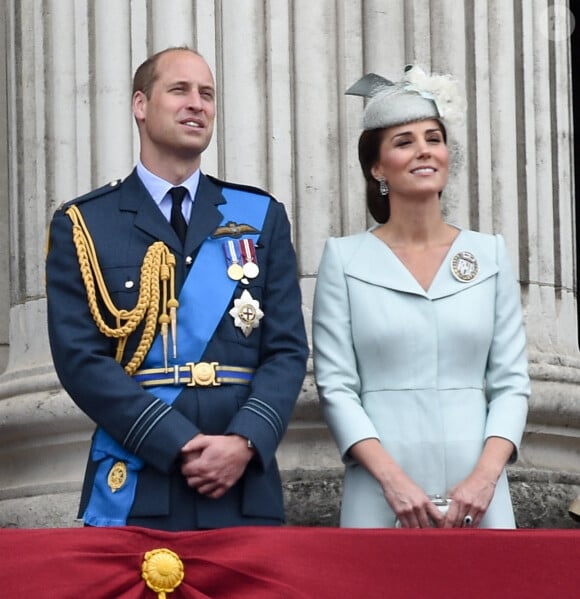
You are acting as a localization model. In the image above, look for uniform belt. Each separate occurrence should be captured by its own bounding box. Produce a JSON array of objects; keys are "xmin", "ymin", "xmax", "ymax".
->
[{"xmin": 133, "ymin": 362, "xmax": 255, "ymax": 387}]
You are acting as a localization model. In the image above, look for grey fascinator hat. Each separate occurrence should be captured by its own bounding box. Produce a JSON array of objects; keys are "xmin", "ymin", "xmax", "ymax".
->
[{"xmin": 346, "ymin": 65, "xmax": 466, "ymax": 131}]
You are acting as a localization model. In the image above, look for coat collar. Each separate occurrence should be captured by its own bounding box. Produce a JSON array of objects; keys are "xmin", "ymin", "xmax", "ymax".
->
[
  {"xmin": 344, "ymin": 229, "xmax": 499, "ymax": 299},
  {"xmin": 118, "ymin": 169, "xmax": 225, "ymax": 255}
]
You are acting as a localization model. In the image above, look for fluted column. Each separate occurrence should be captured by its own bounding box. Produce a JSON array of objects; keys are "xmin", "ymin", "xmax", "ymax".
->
[
  {"xmin": 0, "ymin": 0, "xmax": 578, "ymax": 528},
  {"xmin": 516, "ymin": 0, "xmax": 580, "ymax": 477},
  {"xmin": 0, "ymin": 0, "xmax": 92, "ymax": 528},
  {"xmin": 0, "ymin": 1, "xmax": 10, "ymax": 373}
]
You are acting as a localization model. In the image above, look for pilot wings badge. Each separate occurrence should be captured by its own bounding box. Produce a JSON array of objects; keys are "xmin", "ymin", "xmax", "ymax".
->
[
  {"xmin": 229, "ymin": 290, "xmax": 264, "ymax": 337},
  {"xmin": 212, "ymin": 221, "xmax": 259, "ymax": 239}
]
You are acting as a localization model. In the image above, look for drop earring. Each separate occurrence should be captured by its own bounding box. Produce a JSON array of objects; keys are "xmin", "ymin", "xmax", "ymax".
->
[{"xmin": 378, "ymin": 177, "xmax": 389, "ymax": 196}]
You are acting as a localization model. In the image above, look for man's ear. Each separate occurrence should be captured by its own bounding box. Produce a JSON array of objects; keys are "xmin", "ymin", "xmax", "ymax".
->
[{"xmin": 132, "ymin": 90, "xmax": 147, "ymax": 122}]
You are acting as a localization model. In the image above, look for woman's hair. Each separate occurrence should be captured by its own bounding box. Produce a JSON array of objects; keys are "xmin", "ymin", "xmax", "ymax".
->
[
  {"xmin": 358, "ymin": 120, "xmax": 447, "ymax": 224},
  {"xmin": 358, "ymin": 128, "xmax": 390, "ymax": 223}
]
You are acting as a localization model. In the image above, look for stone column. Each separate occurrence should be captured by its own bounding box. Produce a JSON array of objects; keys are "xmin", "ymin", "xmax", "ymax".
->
[
  {"xmin": 0, "ymin": 0, "xmax": 578, "ymax": 529},
  {"xmin": 0, "ymin": 0, "xmax": 94, "ymax": 527},
  {"xmin": 0, "ymin": 0, "xmax": 200, "ymax": 527},
  {"xmin": 510, "ymin": 0, "xmax": 580, "ymax": 525},
  {"xmin": 0, "ymin": 0, "xmax": 10, "ymax": 374}
]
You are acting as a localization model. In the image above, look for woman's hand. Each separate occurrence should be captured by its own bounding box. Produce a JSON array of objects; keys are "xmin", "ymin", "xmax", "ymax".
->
[
  {"xmin": 444, "ymin": 474, "xmax": 496, "ymax": 528},
  {"xmin": 444, "ymin": 436, "xmax": 515, "ymax": 528},
  {"xmin": 348, "ymin": 438, "xmax": 444, "ymax": 528},
  {"xmin": 382, "ymin": 471, "xmax": 445, "ymax": 528}
]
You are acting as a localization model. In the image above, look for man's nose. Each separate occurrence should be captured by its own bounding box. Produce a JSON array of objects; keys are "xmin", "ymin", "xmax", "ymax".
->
[{"xmin": 187, "ymin": 90, "xmax": 203, "ymax": 110}]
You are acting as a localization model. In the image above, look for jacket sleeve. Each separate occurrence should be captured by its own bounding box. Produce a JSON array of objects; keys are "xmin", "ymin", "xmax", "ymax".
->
[
  {"xmin": 224, "ymin": 201, "xmax": 309, "ymax": 467},
  {"xmin": 45, "ymin": 207, "xmax": 200, "ymax": 474},
  {"xmin": 312, "ymin": 237, "xmax": 380, "ymax": 461},
  {"xmin": 483, "ymin": 234, "xmax": 530, "ymax": 460}
]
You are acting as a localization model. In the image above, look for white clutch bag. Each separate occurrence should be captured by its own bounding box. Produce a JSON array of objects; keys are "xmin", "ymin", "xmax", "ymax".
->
[{"xmin": 394, "ymin": 494, "xmax": 451, "ymax": 527}]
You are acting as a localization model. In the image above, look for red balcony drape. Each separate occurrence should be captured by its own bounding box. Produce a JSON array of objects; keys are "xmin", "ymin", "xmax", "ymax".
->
[{"xmin": 0, "ymin": 525, "xmax": 578, "ymax": 598}]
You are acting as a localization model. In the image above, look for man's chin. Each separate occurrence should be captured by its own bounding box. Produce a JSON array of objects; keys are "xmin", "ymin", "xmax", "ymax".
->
[{"xmin": 175, "ymin": 140, "xmax": 212, "ymax": 161}]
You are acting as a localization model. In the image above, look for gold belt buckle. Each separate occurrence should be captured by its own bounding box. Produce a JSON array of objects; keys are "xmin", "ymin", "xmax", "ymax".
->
[{"xmin": 185, "ymin": 362, "xmax": 220, "ymax": 387}]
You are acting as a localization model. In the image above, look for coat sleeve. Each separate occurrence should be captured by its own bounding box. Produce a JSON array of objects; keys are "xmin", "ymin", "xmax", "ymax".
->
[
  {"xmin": 45, "ymin": 207, "xmax": 200, "ymax": 474},
  {"xmin": 483, "ymin": 234, "xmax": 530, "ymax": 461},
  {"xmin": 312, "ymin": 237, "xmax": 380, "ymax": 461},
  {"xmin": 224, "ymin": 201, "xmax": 309, "ymax": 467}
]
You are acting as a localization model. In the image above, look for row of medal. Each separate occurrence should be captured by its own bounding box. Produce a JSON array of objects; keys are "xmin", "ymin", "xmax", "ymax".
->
[
  {"xmin": 223, "ymin": 238, "xmax": 259, "ymax": 282},
  {"xmin": 223, "ymin": 238, "xmax": 264, "ymax": 337}
]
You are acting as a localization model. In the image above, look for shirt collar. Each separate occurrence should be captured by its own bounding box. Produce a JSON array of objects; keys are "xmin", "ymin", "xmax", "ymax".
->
[{"xmin": 136, "ymin": 160, "xmax": 201, "ymax": 207}]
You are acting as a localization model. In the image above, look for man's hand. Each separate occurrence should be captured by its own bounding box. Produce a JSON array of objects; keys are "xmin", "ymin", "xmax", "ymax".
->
[{"xmin": 181, "ymin": 434, "xmax": 255, "ymax": 499}]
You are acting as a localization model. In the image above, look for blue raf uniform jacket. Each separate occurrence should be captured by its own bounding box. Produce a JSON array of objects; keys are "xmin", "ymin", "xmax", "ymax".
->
[{"xmin": 45, "ymin": 170, "xmax": 309, "ymax": 530}]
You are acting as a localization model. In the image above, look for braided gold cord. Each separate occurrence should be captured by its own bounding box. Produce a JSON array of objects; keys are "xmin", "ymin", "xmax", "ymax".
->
[{"xmin": 66, "ymin": 205, "xmax": 178, "ymax": 374}]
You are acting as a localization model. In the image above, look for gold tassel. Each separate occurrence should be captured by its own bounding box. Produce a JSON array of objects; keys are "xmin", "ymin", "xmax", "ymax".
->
[
  {"xmin": 65, "ymin": 205, "xmax": 178, "ymax": 375},
  {"xmin": 167, "ymin": 299, "xmax": 179, "ymax": 359}
]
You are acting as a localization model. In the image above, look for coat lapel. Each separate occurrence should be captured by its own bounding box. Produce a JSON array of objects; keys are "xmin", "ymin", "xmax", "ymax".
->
[
  {"xmin": 344, "ymin": 232, "xmax": 427, "ymax": 296},
  {"xmin": 344, "ymin": 229, "xmax": 499, "ymax": 299},
  {"xmin": 428, "ymin": 230, "xmax": 498, "ymax": 299}
]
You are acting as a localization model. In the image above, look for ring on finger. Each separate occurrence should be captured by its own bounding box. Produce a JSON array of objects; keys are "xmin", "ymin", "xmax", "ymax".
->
[{"xmin": 463, "ymin": 514, "xmax": 473, "ymax": 526}]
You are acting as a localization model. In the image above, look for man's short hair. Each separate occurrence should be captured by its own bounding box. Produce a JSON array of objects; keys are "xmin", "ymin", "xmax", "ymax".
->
[{"xmin": 132, "ymin": 46, "xmax": 202, "ymax": 98}]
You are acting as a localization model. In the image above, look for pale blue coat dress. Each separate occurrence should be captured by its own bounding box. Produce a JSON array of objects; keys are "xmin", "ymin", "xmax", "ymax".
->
[{"xmin": 313, "ymin": 228, "xmax": 530, "ymax": 528}]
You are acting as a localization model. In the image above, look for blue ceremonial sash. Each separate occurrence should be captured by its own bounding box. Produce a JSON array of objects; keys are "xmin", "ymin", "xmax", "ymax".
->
[
  {"xmin": 82, "ymin": 428, "xmax": 144, "ymax": 526},
  {"xmin": 83, "ymin": 186, "xmax": 270, "ymax": 526}
]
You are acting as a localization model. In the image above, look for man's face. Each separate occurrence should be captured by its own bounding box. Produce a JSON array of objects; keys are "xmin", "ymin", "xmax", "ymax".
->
[{"xmin": 133, "ymin": 50, "xmax": 216, "ymax": 165}]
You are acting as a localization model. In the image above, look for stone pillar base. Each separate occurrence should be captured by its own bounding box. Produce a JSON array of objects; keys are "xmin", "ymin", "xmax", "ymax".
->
[
  {"xmin": 0, "ymin": 485, "xmax": 82, "ymax": 529},
  {"xmin": 282, "ymin": 467, "xmax": 580, "ymax": 529},
  {"xmin": 2, "ymin": 465, "xmax": 578, "ymax": 529}
]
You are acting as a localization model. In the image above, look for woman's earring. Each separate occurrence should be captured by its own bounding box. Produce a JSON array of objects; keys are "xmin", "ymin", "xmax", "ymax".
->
[{"xmin": 378, "ymin": 177, "xmax": 389, "ymax": 196}]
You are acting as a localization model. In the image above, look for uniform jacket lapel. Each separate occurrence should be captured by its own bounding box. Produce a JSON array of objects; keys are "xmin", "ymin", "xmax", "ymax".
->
[
  {"xmin": 118, "ymin": 170, "xmax": 226, "ymax": 256},
  {"xmin": 184, "ymin": 173, "xmax": 225, "ymax": 256},
  {"xmin": 119, "ymin": 170, "xmax": 182, "ymax": 252}
]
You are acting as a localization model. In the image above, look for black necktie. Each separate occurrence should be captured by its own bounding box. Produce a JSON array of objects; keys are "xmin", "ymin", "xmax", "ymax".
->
[{"xmin": 169, "ymin": 186, "xmax": 188, "ymax": 244}]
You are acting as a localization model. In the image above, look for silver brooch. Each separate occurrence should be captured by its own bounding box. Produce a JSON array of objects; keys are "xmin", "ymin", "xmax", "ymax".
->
[
  {"xmin": 229, "ymin": 290, "xmax": 264, "ymax": 337},
  {"xmin": 451, "ymin": 251, "xmax": 479, "ymax": 282}
]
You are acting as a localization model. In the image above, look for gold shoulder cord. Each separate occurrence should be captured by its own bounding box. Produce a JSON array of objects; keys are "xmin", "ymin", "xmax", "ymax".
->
[{"xmin": 66, "ymin": 205, "xmax": 178, "ymax": 374}]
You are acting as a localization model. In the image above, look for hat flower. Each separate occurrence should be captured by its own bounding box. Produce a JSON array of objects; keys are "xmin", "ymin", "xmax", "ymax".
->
[{"xmin": 402, "ymin": 65, "xmax": 466, "ymax": 125}]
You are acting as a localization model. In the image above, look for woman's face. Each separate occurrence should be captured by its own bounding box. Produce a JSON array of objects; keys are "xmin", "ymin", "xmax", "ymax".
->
[{"xmin": 371, "ymin": 119, "xmax": 448, "ymax": 198}]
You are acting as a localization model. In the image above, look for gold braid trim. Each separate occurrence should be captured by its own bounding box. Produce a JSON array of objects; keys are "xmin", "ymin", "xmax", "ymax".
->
[{"xmin": 66, "ymin": 204, "xmax": 178, "ymax": 375}]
